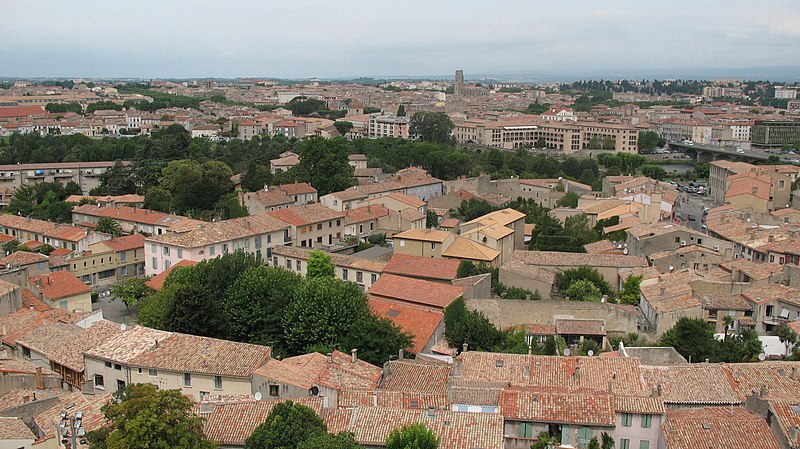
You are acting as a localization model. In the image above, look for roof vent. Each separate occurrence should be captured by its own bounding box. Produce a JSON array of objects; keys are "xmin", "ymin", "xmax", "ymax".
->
[
  {"xmin": 702, "ymin": 423, "xmax": 711, "ymax": 430},
  {"xmin": 495, "ymin": 359, "xmax": 505, "ymax": 368}
]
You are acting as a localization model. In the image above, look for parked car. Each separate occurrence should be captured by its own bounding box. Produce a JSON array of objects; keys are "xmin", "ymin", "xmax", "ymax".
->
[{"xmin": 688, "ymin": 214, "xmax": 696, "ymax": 221}]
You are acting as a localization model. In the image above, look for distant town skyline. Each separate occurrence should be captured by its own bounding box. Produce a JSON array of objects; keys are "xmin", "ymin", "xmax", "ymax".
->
[{"xmin": 1, "ymin": 0, "xmax": 799, "ymax": 80}]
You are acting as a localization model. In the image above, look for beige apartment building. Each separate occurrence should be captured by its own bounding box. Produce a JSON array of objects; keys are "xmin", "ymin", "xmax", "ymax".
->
[
  {"xmin": 67, "ymin": 234, "xmax": 146, "ymax": 289},
  {"xmin": 270, "ymin": 246, "xmax": 385, "ymax": 290},
  {"xmin": 269, "ymin": 203, "xmax": 345, "ymax": 249},
  {"xmin": 392, "ymin": 229, "xmax": 455, "ymax": 258},
  {"xmin": 0, "ymin": 161, "xmax": 128, "ymax": 196}
]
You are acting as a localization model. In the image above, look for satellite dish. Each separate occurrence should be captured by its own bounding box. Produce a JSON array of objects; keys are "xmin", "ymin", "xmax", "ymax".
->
[
  {"xmin": 120, "ymin": 324, "xmax": 127, "ymax": 331},
  {"xmin": 758, "ymin": 353, "xmax": 766, "ymax": 361},
  {"xmin": 587, "ymin": 350, "xmax": 594, "ymax": 357},
  {"xmin": 669, "ymin": 265, "xmax": 674, "ymax": 271},
  {"xmin": 623, "ymin": 248, "xmax": 629, "ymax": 255},
  {"xmin": 563, "ymin": 348, "xmax": 571, "ymax": 356},
  {"xmin": 309, "ymin": 386, "xmax": 319, "ymax": 396},
  {"xmin": 254, "ymin": 392, "xmax": 262, "ymax": 401}
]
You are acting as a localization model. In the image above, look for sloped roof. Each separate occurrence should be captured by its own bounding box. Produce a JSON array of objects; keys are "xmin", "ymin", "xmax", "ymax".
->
[
  {"xmin": 382, "ymin": 254, "xmax": 459, "ymax": 281},
  {"xmin": 662, "ymin": 407, "xmax": 780, "ymax": 449},
  {"xmin": 368, "ymin": 274, "xmax": 463, "ymax": 309}
]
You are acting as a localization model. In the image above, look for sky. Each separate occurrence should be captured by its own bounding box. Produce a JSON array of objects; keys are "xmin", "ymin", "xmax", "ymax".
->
[{"xmin": 1, "ymin": 0, "xmax": 799, "ymax": 80}]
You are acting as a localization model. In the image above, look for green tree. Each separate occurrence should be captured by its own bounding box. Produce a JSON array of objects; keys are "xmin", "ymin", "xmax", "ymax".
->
[
  {"xmin": 660, "ymin": 317, "xmax": 717, "ymax": 363},
  {"xmin": 775, "ymin": 324, "xmax": 797, "ymax": 357},
  {"xmin": 288, "ymin": 96, "xmax": 327, "ymax": 116},
  {"xmin": 409, "ymin": 112, "xmax": 454, "ymax": 144},
  {"xmin": 456, "ymin": 198, "xmax": 497, "ymax": 221},
  {"xmin": 715, "ymin": 329, "xmax": 763, "ymax": 363},
  {"xmin": 619, "ymin": 275, "xmax": 642, "ymax": 306},
  {"xmin": 426, "ymin": 210, "xmax": 439, "ymax": 228},
  {"xmin": 556, "ymin": 266, "xmax": 613, "ymax": 297},
  {"xmin": 396, "ymin": 104, "xmax": 406, "ymax": 116},
  {"xmin": 641, "ymin": 165, "xmax": 667, "ymax": 180},
  {"xmin": 293, "ymin": 137, "xmax": 356, "ymax": 196},
  {"xmin": 144, "ymin": 186, "xmax": 173, "ymax": 212},
  {"xmin": 386, "ymin": 423, "xmax": 439, "ymax": 449},
  {"xmin": 588, "ymin": 437, "xmax": 601, "ymax": 449},
  {"xmin": 532, "ymin": 432, "xmax": 559, "ymax": 449},
  {"xmin": 6, "ymin": 184, "xmax": 37, "ymax": 217},
  {"xmin": 443, "ymin": 297, "xmax": 505, "ymax": 351},
  {"xmin": 563, "ymin": 279, "xmax": 603, "ymax": 302},
  {"xmin": 98, "ymin": 383, "xmax": 216, "ymax": 449},
  {"xmin": 138, "ymin": 283, "xmax": 180, "ymax": 330},
  {"xmin": 297, "ymin": 432, "xmax": 364, "ymax": 449},
  {"xmin": 557, "ymin": 191, "xmax": 579, "ymax": 208},
  {"xmin": 334, "ymin": 121, "xmax": 353, "ymax": 135},
  {"xmin": 307, "ymin": 250, "xmax": 335, "ymax": 279},
  {"xmin": 86, "ymin": 101, "xmax": 123, "ymax": 114},
  {"xmin": 638, "ymin": 131, "xmax": 664, "ymax": 151},
  {"xmin": 244, "ymin": 401, "xmax": 326, "ymax": 449},
  {"xmin": 95, "ymin": 217, "xmax": 124, "ymax": 236},
  {"xmin": 563, "ymin": 214, "xmax": 600, "ymax": 246},
  {"xmin": 111, "ymin": 277, "xmax": 154, "ymax": 312},
  {"xmin": 694, "ymin": 162, "xmax": 710, "ymax": 179},
  {"xmin": 601, "ymin": 432, "xmax": 615, "ymax": 449},
  {"xmin": 587, "ymin": 137, "xmax": 601, "ymax": 150}
]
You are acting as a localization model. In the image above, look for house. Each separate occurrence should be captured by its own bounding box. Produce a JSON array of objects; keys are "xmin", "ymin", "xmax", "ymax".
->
[
  {"xmin": 741, "ymin": 284, "xmax": 800, "ymax": 334},
  {"xmin": 201, "ymin": 397, "xmax": 324, "ymax": 448},
  {"xmin": 251, "ymin": 350, "xmax": 381, "ymax": 408},
  {"xmin": 699, "ymin": 292, "xmax": 755, "ymax": 334},
  {"xmin": 460, "ymin": 208, "xmax": 527, "ymax": 251},
  {"xmin": 0, "ymin": 252, "xmax": 51, "ymax": 276},
  {"xmin": 273, "ymin": 183, "xmax": 318, "ymax": 206},
  {"xmin": 392, "ymin": 229, "xmax": 454, "ymax": 258},
  {"xmin": 320, "ymin": 189, "xmax": 369, "ymax": 212},
  {"xmin": 0, "ymin": 214, "xmax": 108, "ymax": 253},
  {"xmin": 66, "ymin": 234, "xmax": 146, "ymax": 288},
  {"xmin": 144, "ymin": 213, "xmax": 290, "ymax": 276},
  {"xmin": 238, "ymin": 188, "xmax": 294, "ymax": 214},
  {"xmin": 0, "ymin": 417, "xmax": 36, "ymax": 448},
  {"xmin": 442, "ymin": 236, "xmax": 501, "ymax": 267},
  {"xmin": 270, "ymin": 246, "xmax": 385, "ymax": 290},
  {"xmin": 554, "ymin": 318, "xmax": 607, "ymax": 349},
  {"xmin": 269, "ymin": 151, "xmax": 300, "ymax": 173},
  {"xmin": 145, "ymin": 259, "xmax": 198, "ymax": 291},
  {"xmin": 28, "ymin": 271, "xmax": 92, "ymax": 313},
  {"xmin": 84, "ymin": 325, "xmax": 272, "ymax": 400},
  {"xmin": 268, "ymin": 203, "xmax": 345, "ymax": 249},
  {"xmin": 15, "ymin": 320, "xmax": 121, "ymax": 388},
  {"xmin": 369, "ymin": 298, "xmax": 445, "ymax": 355},
  {"xmin": 344, "ymin": 205, "xmax": 390, "ymax": 241},
  {"xmin": 348, "ymin": 153, "xmax": 368, "ymax": 169},
  {"xmin": 647, "ymin": 244, "xmax": 726, "ymax": 274},
  {"xmin": 661, "ymin": 407, "xmax": 780, "ymax": 449},
  {"xmin": 359, "ymin": 192, "xmax": 427, "ymax": 215},
  {"xmin": 0, "ymin": 280, "xmax": 21, "ymax": 315},
  {"xmin": 354, "ymin": 168, "xmax": 443, "ymax": 201},
  {"xmin": 367, "ymin": 274, "xmax": 464, "ymax": 310},
  {"xmin": 72, "ymin": 204, "xmax": 203, "ymax": 236},
  {"xmin": 382, "ymin": 254, "xmax": 460, "ymax": 284},
  {"xmin": 638, "ymin": 270, "xmax": 702, "ymax": 337}
]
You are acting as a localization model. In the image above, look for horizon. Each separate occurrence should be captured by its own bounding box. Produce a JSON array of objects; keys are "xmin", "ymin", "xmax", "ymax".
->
[{"xmin": 1, "ymin": 0, "xmax": 799, "ymax": 81}]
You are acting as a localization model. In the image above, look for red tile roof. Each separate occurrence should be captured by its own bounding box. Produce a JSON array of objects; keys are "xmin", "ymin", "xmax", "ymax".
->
[
  {"xmin": 145, "ymin": 259, "xmax": 198, "ymax": 291},
  {"xmin": 268, "ymin": 203, "xmax": 344, "ymax": 226},
  {"xmin": 367, "ymin": 274, "xmax": 464, "ymax": 309},
  {"xmin": 500, "ymin": 387, "xmax": 616, "ymax": 427},
  {"xmin": 28, "ymin": 271, "xmax": 90, "ymax": 300},
  {"xmin": 382, "ymin": 254, "xmax": 460, "ymax": 282},
  {"xmin": 0, "ymin": 251, "xmax": 48, "ymax": 268},
  {"xmin": 369, "ymin": 298, "xmax": 443, "ymax": 354},
  {"xmin": 275, "ymin": 182, "xmax": 317, "ymax": 196},
  {"xmin": 345, "ymin": 205, "xmax": 390, "ymax": 224},
  {"xmin": 662, "ymin": 407, "xmax": 780, "ymax": 449}
]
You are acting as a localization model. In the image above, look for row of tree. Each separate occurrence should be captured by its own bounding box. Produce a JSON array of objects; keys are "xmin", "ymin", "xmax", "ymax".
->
[{"xmin": 135, "ymin": 251, "xmax": 411, "ymax": 365}]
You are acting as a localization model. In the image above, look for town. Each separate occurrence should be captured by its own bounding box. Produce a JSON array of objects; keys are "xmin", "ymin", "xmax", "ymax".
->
[{"xmin": 0, "ymin": 70, "xmax": 798, "ymax": 449}]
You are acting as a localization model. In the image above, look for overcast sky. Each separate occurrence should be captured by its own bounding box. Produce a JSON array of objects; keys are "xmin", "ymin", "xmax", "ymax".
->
[{"xmin": 1, "ymin": 0, "xmax": 799, "ymax": 79}]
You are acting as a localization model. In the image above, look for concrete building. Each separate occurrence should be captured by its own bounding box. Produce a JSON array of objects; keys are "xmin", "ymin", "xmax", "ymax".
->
[
  {"xmin": 752, "ymin": 120, "xmax": 800, "ymax": 149},
  {"xmin": 0, "ymin": 161, "xmax": 129, "ymax": 195},
  {"xmin": 28, "ymin": 271, "xmax": 92, "ymax": 313},
  {"xmin": 368, "ymin": 114, "xmax": 409, "ymax": 139},
  {"xmin": 67, "ymin": 234, "xmax": 146, "ymax": 289},
  {"xmin": 270, "ymin": 245, "xmax": 385, "ymax": 291},
  {"xmin": 454, "ymin": 70, "xmax": 465, "ymax": 97},
  {"xmin": 392, "ymin": 229, "xmax": 455, "ymax": 258},
  {"xmin": 268, "ymin": 203, "xmax": 345, "ymax": 249}
]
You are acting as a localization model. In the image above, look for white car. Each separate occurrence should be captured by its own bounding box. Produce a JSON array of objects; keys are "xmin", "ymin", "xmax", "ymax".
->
[{"xmin": 736, "ymin": 149, "xmax": 744, "ymax": 153}]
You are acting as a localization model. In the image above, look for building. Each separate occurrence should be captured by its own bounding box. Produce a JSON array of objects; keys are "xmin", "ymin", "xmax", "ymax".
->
[
  {"xmin": 269, "ymin": 151, "xmax": 300, "ymax": 173},
  {"xmin": 367, "ymin": 273, "xmax": 464, "ymax": 310},
  {"xmin": 273, "ymin": 182, "xmax": 318, "ymax": 206},
  {"xmin": 775, "ymin": 86, "xmax": 798, "ymax": 99},
  {"xmin": 28, "ymin": 271, "xmax": 92, "ymax": 313},
  {"xmin": 392, "ymin": 229, "xmax": 455, "ymax": 258},
  {"xmin": 67, "ymin": 234, "xmax": 146, "ymax": 289},
  {"xmin": 0, "ymin": 214, "xmax": 108, "ymax": 253},
  {"xmin": 238, "ymin": 188, "xmax": 294, "ymax": 214},
  {"xmin": 752, "ymin": 120, "xmax": 800, "ymax": 149},
  {"xmin": 144, "ymin": 213, "xmax": 290, "ymax": 276},
  {"xmin": 454, "ymin": 70, "xmax": 465, "ymax": 96},
  {"xmin": 270, "ymin": 245, "xmax": 385, "ymax": 290},
  {"xmin": 84, "ymin": 325, "xmax": 272, "ymax": 400},
  {"xmin": 368, "ymin": 114, "xmax": 410, "ymax": 139},
  {"xmin": 0, "ymin": 161, "xmax": 128, "ymax": 195},
  {"xmin": 269, "ymin": 203, "xmax": 345, "ymax": 249},
  {"xmin": 72, "ymin": 204, "xmax": 203, "ymax": 236},
  {"xmin": 741, "ymin": 284, "xmax": 800, "ymax": 334}
]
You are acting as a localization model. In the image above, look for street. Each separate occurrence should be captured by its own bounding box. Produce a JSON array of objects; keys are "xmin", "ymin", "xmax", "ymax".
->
[
  {"xmin": 674, "ymin": 191, "xmax": 715, "ymax": 232},
  {"xmin": 92, "ymin": 291, "xmax": 139, "ymax": 325}
]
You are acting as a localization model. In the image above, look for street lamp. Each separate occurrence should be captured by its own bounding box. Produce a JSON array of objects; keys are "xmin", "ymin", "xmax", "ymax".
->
[{"xmin": 59, "ymin": 409, "xmax": 86, "ymax": 448}]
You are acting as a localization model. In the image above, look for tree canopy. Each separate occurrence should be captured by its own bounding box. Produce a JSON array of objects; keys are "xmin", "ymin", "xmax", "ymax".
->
[
  {"xmin": 244, "ymin": 401, "xmax": 326, "ymax": 449},
  {"xmin": 409, "ymin": 112, "xmax": 454, "ymax": 144},
  {"xmin": 386, "ymin": 423, "xmax": 440, "ymax": 449}
]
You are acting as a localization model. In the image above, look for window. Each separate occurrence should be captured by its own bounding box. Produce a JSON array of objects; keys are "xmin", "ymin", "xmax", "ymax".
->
[
  {"xmin": 255, "ymin": 236, "xmax": 262, "ymax": 249},
  {"xmin": 622, "ymin": 413, "xmax": 633, "ymax": 426},
  {"xmin": 336, "ymin": 219, "xmax": 341, "ymax": 226},
  {"xmin": 780, "ymin": 180, "xmax": 785, "ymax": 188},
  {"xmin": 209, "ymin": 245, "xmax": 216, "ymax": 256},
  {"xmin": 371, "ymin": 273, "xmax": 377, "ymax": 284},
  {"xmin": 21, "ymin": 347, "xmax": 30, "ymax": 358},
  {"xmin": 94, "ymin": 374, "xmax": 104, "ymax": 389},
  {"xmin": 639, "ymin": 441, "xmax": 650, "ymax": 449},
  {"xmin": 317, "ymin": 224, "xmax": 323, "ymax": 230},
  {"xmin": 183, "ymin": 373, "xmax": 191, "ymax": 387},
  {"xmin": 766, "ymin": 305, "xmax": 774, "ymax": 317},
  {"xmin": 200, "ymin": 391, "xmax": 210, "ymax": 398},
  {"xmin": 214, "ymin": 376, "xmax": 223, "ymax": 389},
  {"xmin": 137, "ymin": 368, "xmax": 142, "ymax": 374},
  {"xmin": 119, "ymin": 251, "xmax": 126, "ymax": 262},
  {"xmin": 163, "ymin": 246, "xmax": 170, "ymax": 256},
  {"xmin": 116, "ymin": 379, "xmax": 126, "ymax": 391},
  {"xmin": 148, "ymin": 369, "xmax": 157, "ymax": 377},
  {"xmin": 286, "ymin": 259, "xmax": 292, "ymax": 269},
  {"xmin": 356, "ymin": 271, "xmax": 363, "ymax": 283},
  {"xmin": 342, "ymin": 269, "xmax": 348, "ymax": 280},
  {"xmin": 518, "ymin": 422, "xmax": 534, "ymax": 438},
  {"xmin": 269, "ymin": 385, "xmax": 279, "ymax": 396},
  {"xmin": 641, "ymin": 414, "xmax": 652, "ymax": 428},
  {"xmin": 177, "ymin": 248, "xmax": 183, "ymax": 259},
  {"xmin": 577, "ymin": 427, "xmax": 592, "ymax": 443},
  {"xmin": 151, "ymin": 243, "xmax": 156, "ymax": 252},
  {"xmin": 222, "ymin": 243, "xmax": 229, "ymax": 253},
  {"xmin": 105, "ymin": 361, "xmax": 112, "ymax": 368},
  {"xmin": 675, "ymin": 237, "xmax": 680, "ymax": 243},
  {"xmin": 620, "ymin": 439, "xmax": 630, "ymax": 449},
  {"xmin": 164, "ymin": 260, "xmax": 171, "ymax": 270},
  {"xmin": 120, "ymin": 266, "xmax": 128, "ymax": 276},
  {"xmin": 114, "ymin": 364, "xmax": 122, "ymax": 370},
  {"xmin": 151, "ymin": 257, "xmax": 158, "ymax": 270},
  {"xmin": 430, "ymin": 242, "xmax": 436, "ymax": 250}
]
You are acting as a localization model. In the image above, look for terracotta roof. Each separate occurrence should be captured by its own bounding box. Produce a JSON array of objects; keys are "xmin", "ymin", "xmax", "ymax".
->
[
  {"xmin": 271, "ymin": 245, "xmax": 386, "ymax": 272},
  {"xmin": 393, "ymin": 228, "xmax": 452, "ymax": 243},
  {"xmin": 99, "ymin": 233, "xmax": 145, "ymax": 252},
  {"xmin": 369, "ymin": 298, "xmax": 443, "ymax": 354},
  {"xmin": 28, "ymin": 271, "xmax": 90, "ymax": 300},
  {"xmin": 742, "ymin": 284, "xmax": 800, "ymax": 307},
  {"xmin": 767, "ymin": 399, "xmax": 800, "ymax": 447},
  {"xmin": 662, "ymin": 407, "xmax": 780, "ymax": 449},
  {"xmin": 337, "ymin": 389, "xmax": 449, "ymax": 410},
  {"xmin": 463, "ymin": 208, "xmax": 526, "ymax": 228},
  {"xmin": 345, "ymin": 205, "xmax": 389, "ymax": 224},
  {"xmin": 499, "ymin": 259, "xmax": 558, "ymax": 285},
  {"xmin": 0, "ymin": 417, "xmax": 35, "ymax": 440},
  {"xmin": 613, "ymin": 395, "xmax": 666, "ymax": 415},
  {"xmin": 324, "ymin": 406, "xmax": 504, "ymax": 449},
  {"xmin": 268, "ymin": 203, "xmax": 344, "ymax": 226},
  {"xmin": 274, "ymin": 182, "xmax": 317, "ymax": 196},
  {"xmin": 0, "ymin": 388, "xmax": 65, "ymax": 412},
  {"xmin": 382, "ymin": 254, "xmax": 460, "ymax": 281},
  {"xmin": 146, "ymin": 213, "xmax": 289, "ymax": 248},
  {"xmin": 0, "ymin": 251, "xmax": 48, "ymax": 267},
  {"xmin": 0, "ymin": 214, "xmax": 90, "ymax": 242},
  {"xmin": 128, "ymin": 333, "xmax": 271, "ymax": 377},
  {"xmin": 368, "ymin": 274, "xmax": 463, "ymax": 309},
  {"xmin": 555, "ymin": 319, "xmax": 606, "ymax": 336},
  {"xmin": 241, "ymin": 189, "xmax": 294, "ymax": 208},
  {"xmin": 383, "ymin": 192, "xmax": 426, "ymax": 208},
  {"xmin": 202, "ymin": 398, "xmax": 324, "ymax": 447},
  {"xmin": 33, "ymin": 392, "xmax": 110, "ymax": 441},
  {"xmin": 499, "ymin": 388, "xmax": 616, "ymax": 427},
  {"xmin": 72, "ymin": 204, "xmax": 175, "ymax": 226},
  {"xmin": 442, "ymin": 236, "xmax": 500, "ymax": 262},
  {"xmin": 725, "ymin": 172, "xmax": 772, "ymax": 201},
  {"xmin": 380, "ymin": 360, "xmax": 451, "ymax": 395},
  {"xmin": 253, "ymin": 350, "xmax": 381, "ymax": 390},
  {"xmin": 145, "ymin": 259, "xmax": 198, "ymax": 290},
  {"xmin": 16, "ymin": 320, "xmax": 121, "ymax": 372},
  {"xmin": 640, "ymin": 365, "xmax": 740, "ymax": 405}
]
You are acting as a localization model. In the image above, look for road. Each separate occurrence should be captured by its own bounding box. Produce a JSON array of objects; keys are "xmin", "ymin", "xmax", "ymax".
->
[
  {"xmin": 92, "ymin": 290, "xmax": 139, "ymax": 325},
  {"xmin": 674, "ymin": 191, "xmax": 715, "ymax": 232}
]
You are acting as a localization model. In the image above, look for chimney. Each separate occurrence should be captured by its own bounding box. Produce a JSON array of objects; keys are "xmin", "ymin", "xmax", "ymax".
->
[
  {"xmin": 768, "ymin": 235, "xmax": 774, "ymax": 243},
  {"xmin": 573, "ymin": 366, "xmax": 581, "ymax": 383},
  {"xmin": 651, "ymin": 385, "xmax": 659, "ymax": 397},
  {"xmin": 1, "ymin": 324, "xmax": 6, "ymax": 335},
  {"xmin": 327, "ymin": 352, "xmax": 333, "ymax": 363},
  {"xmin": 351, "ymin": 348, "xmax": 358, "ymax": 364},
  {"xmin": 35, "ymin": 367, "xmax": 44, "ymax": 390},
  {"xmin": 398, "ymin": 349, "xmax": 404, "ymax": 360},
  {"xmin": 660, "ymin": 286, "xmax": 666, "ymax": 296},
  {"xmin": 22, "ymin": 395, "xmax": 30, "ymax": 403},
  {"xmin": 523, "ymin": 366, "xmax": 530, "ymax": 379},
  {"xmin": 462, "ymin": 342, "xmax": 468, "ymax": 353},
  {"xmin": 657, "ymin": 384, "xmax": 663, "ymax": 397},
  {"xmin": 760, "ymin": 385, "xmax": 769, "ymax": 398},
  {"xmin": 608, "ymin": 381, "xmax": 614, "ymax": 394}
]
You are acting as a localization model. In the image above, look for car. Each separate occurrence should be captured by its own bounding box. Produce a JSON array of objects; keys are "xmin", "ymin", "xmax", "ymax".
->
[
  {"xmin": 736, "ymin": 149, "xmax": 744, "ymax": 153},
  {"xmin": 688, "ymin": 214, "xmax": 696, "ymax": 221}
]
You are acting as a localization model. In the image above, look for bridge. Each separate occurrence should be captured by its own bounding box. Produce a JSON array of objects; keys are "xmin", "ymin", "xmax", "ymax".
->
[{"xmin": 666, "ymin": 142, "xmax": 774, "ymax": 163}]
